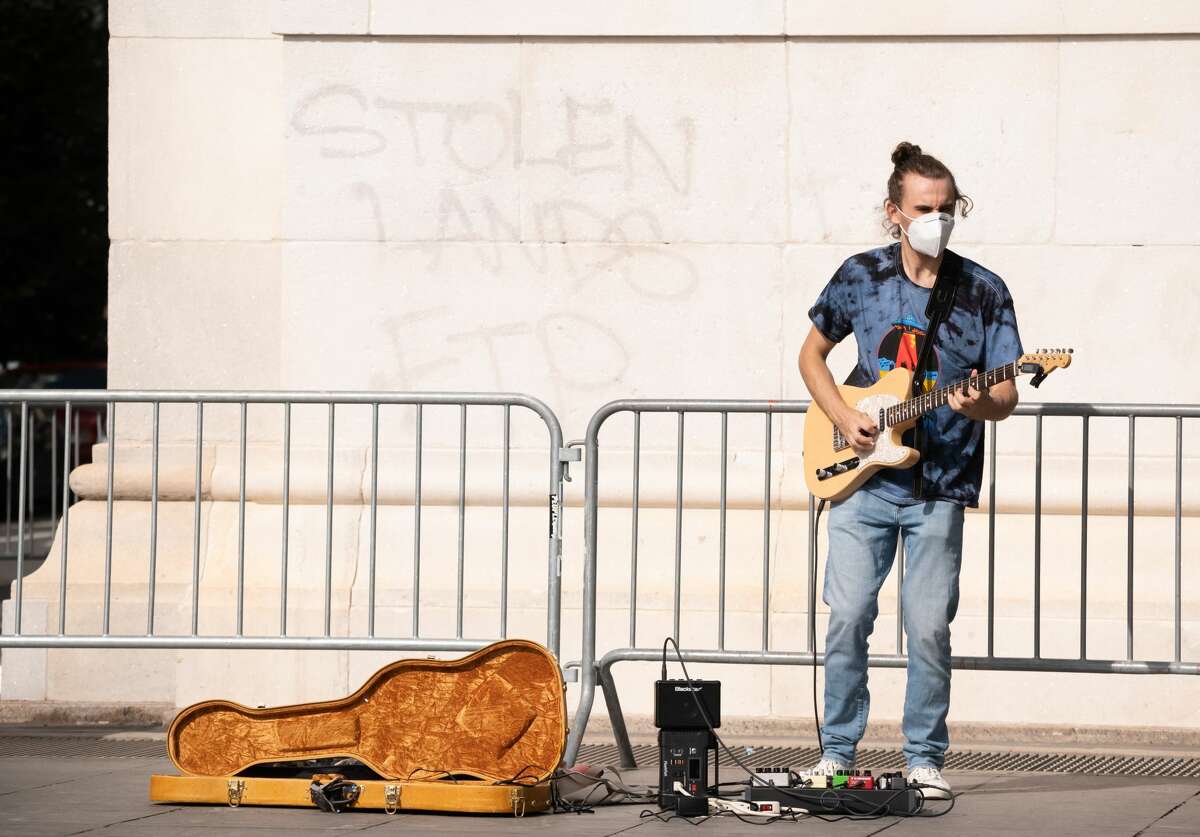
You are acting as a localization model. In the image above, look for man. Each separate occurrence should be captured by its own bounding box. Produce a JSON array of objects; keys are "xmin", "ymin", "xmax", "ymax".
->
[{"xmin": 797, "ymin": 142, "xmax": 1024, "ymax": 798}]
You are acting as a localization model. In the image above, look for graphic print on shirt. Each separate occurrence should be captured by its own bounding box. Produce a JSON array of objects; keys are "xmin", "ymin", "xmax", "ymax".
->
[{"xmin": 876, "ymin": 314, "xmax": 939, "ymax": 393}]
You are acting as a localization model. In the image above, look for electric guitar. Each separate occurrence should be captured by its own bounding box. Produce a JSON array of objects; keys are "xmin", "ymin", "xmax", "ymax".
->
[{"xmin": 803, "ymin": 349, "xmax": 1073, "ymax": 501}]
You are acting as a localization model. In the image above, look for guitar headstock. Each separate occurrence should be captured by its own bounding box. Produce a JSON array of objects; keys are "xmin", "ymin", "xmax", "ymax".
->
[{"xmin": 1018, "ymin": 348, "xmax": 1073, "ymax": 388}]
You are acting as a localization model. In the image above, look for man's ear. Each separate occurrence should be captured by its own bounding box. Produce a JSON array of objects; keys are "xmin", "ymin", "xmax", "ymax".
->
[{"xmin": 884, "ymin": 199, "xmax": 903, "ymax": 230}]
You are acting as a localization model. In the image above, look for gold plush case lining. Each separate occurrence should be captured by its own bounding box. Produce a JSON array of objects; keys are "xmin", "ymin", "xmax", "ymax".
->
[{"xmin": 165, "ymin": 640, "xmax": 566, "ymax": 783}]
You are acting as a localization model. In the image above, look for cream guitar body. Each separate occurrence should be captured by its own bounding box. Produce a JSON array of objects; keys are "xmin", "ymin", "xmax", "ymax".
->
[
  {"xmin": 803, "ymin": 367, "xmax": 921, "ymax": 502},
  {"xmin": 802, "ymin": 350, "xmax": 1073, "ymax": 502}
]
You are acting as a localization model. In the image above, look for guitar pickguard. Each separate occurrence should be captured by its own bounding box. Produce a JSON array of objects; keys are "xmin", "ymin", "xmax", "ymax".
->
[{"xmin": 851, "ymin": 392, "xmax": 912, "ymax": 468}]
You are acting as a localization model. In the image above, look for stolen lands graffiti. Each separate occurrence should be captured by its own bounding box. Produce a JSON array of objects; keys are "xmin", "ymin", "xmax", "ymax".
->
[{"xmin": 290, "ymin": 85, "xmax": 706, "ymax": 400}]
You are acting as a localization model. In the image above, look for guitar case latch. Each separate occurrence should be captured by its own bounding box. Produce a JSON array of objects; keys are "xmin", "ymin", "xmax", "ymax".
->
[
  {"xmin": 384, "ymin": 783, "xmax": 401, "ymax": 815},
  {"xmin": 226, "ymin": 779, "xmax": 245, "ymax": 808}
]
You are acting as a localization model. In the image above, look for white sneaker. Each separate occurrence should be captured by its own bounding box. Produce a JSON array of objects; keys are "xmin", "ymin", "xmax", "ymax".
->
[
  {"xmin": 907, "ymin": 766, "xmax": 952, "ymax": 799},
  {"xmin": 811, "ymin": 757, "xmax": 852, "ymax": 776}
]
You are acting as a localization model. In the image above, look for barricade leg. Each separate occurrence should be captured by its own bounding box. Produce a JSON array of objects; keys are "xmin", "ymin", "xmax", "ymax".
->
[
  {"xmin": 599, "ymin": 661, "xmax": 639, "ymax": 769},
  {"xmin": 565, "ymin": 669, "xmax": 595, "ymax": 766}
]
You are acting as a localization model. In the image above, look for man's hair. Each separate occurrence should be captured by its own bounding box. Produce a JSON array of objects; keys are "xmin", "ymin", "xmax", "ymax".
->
[{"xmin": 883, "ymin": 141, "xmax": 973, "ymax": 239}]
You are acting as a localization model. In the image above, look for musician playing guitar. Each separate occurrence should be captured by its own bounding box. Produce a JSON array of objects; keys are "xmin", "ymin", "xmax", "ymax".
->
[{"xmin": 797, "ymin": 142, "xmax": 1024, "ymax": 799}]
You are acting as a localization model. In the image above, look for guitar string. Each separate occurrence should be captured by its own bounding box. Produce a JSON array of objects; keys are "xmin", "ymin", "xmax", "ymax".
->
[
  {"xmin": 833, "ymin": 360, "xmax": 1021, "ymax": 452},
  {"xmin": 884, "ymin": 360, "xmax": 1019, "ymax": 428}
]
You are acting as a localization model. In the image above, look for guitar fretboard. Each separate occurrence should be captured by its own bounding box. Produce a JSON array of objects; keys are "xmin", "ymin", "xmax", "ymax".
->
[
  {"xmin": 885, "ymin": 361, "xmax": 1020, "ymax": 427},
  {"xmin": 831, "ymin": 361, "xmax": 1022, "ymax": 452}
]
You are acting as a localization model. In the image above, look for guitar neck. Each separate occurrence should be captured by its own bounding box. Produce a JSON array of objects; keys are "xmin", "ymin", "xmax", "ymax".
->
[{"xmin": 887, "ymin": 361, "xmax": 1021, "ymax": 426}]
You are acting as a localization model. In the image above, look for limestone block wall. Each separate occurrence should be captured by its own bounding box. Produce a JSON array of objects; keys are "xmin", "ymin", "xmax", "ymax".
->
[{"xmin": 6, "ymin": 1, "xmax": 1199, "ymax": 732}]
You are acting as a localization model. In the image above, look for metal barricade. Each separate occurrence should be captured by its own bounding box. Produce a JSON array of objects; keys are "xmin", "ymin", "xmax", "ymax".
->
[
  {"xmin": 0, "ymin": 390, "xmax": 569, "ymax": 662},
  {"xmin": 3, "ymin": 401, "xmax": 108, "ymax": 597},
  {"xmin": 565, "ymin": 400, "xmax": 1199, "ymax": 767}
]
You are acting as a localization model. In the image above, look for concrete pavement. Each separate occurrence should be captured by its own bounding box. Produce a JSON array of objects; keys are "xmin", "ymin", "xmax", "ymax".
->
[{"xmin": 1, "ymin": 750, "xmax": 1198, "ymax": 836}]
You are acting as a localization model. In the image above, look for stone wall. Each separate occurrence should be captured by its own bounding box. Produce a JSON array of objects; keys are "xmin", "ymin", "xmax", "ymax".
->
[{"xmin": 5, "ymin": 1, "xmax": 1198, "ymax": 733}]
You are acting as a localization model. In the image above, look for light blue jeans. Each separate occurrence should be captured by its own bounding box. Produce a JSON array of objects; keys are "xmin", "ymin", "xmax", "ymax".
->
[{"xmin": 820, "ymin": 488, "xmax": 964, "ymax": 770}]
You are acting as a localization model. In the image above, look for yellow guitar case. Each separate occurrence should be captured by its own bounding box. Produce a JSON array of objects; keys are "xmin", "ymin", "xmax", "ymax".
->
[{"xmin": 149, "ymin": 639, "xmax": 565, "ymax": 815}]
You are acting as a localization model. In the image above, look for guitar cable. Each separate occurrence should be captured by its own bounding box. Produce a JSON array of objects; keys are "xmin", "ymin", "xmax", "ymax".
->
[{"xmin": 811, "ymin": 498, "xmax": 828, "ymax": 752}]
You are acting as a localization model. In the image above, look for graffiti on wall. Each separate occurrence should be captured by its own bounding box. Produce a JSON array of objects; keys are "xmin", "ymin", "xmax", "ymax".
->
[{"xmin": 287, "ymin": 80, "xmax": 734, "ymax": 408}]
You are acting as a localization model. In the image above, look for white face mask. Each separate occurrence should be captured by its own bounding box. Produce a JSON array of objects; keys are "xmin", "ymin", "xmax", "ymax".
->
[{"xmin": 897, "ymin": 208, "xmax": 955, "ymax": 258}]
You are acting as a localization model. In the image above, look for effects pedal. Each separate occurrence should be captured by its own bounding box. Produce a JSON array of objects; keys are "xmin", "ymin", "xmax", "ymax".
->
[
  {"xmin": 744, "ymin": 770, "xmax": 923, "ymax": 816},
  {"xmin": 751, "ymin": 767, "xmax": 791, "ymax": 787}
]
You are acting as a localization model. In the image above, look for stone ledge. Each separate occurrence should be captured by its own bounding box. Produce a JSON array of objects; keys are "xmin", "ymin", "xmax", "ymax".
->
[
  {"xmin": 786, "ymin": 1, "xmax": 1200, "ymax": 36},
  {"xmin": 272, "ymin": 0, "xmax": 1200, "ymax": 37},
  {"xmin": 583, "ymin": 713, "xmax": 1200, "ymax": 755},
  {"xmin": 278, "ymin": 0, "xmax": 785, "ymax": 37},
  {"xmin": 0, "ymin": 701, "xmax": 175, "ymax": 727},
  {"xmin": 109, "ymin": 1, "xmax": 1200, "ymax": 39},
  {"xmin": 5, "ymin": 704, "xmax": 1198, "ymax": 754},
  {"xmin": 110, "ymin": 0, "xmax": 278, "ymax": 39}
]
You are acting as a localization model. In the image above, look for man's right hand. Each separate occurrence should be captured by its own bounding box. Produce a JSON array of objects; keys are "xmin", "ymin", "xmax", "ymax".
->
[{"xmin": 836, "ymin": 408, "xmax": 878, "ymax": 454}]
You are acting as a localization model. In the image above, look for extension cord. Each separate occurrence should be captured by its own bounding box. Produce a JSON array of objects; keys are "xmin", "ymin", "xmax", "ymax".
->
[{"xmin": 708, "ymin": 796, "xmax": 794, "ymax": 818}]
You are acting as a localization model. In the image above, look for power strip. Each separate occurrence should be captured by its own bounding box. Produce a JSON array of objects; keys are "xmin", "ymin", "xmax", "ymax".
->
[
  {"xmin": 709, "ymin": 796, "xmax": 785, "ymax": 818},
  {"xmin": 673, "ymin": 781, "xmax": 792, "ymax": 820}
]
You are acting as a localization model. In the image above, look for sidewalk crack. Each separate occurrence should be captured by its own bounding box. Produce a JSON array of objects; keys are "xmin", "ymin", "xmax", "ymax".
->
[
  {"xmin": 1131, "ymin": 786, "xmax": 1200, "ymax": 837},
  {"xmin": 66, "ymin": 805, "xmax": 182, "ymax": 835},
  {"xmin": 0, "ymin": 764, "xmax": 129, "ymax": 797}
]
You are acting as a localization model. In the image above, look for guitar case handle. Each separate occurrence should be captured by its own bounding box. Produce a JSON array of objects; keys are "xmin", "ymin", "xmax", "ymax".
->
[{"xmin": 309, "ymin": 776, "xmax": 361, "ymax": 813}]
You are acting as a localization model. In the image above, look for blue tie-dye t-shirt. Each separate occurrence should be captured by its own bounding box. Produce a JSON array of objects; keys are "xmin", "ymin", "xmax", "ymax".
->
[{"xmin": 808, "ymin": 243, "xmax": 1023, "ymax": 507}]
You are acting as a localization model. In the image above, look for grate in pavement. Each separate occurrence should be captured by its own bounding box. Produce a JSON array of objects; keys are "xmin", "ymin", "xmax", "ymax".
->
[
  {"xmin": 0, "ymin": 735, "xmax": 165, "ymax": 759},
  {"xmin": 574, "ymin": 743, "xmax": 1200, "ymax": 778}
]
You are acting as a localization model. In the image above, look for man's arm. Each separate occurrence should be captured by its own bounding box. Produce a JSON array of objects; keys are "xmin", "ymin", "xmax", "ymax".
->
[
  {"xmin": 798, "ymin": 325, "xmax": 878, "ymax": 452},
  {"xmin": 946, "ymin": 372, "xmax": 1018, "ymax": 421}
]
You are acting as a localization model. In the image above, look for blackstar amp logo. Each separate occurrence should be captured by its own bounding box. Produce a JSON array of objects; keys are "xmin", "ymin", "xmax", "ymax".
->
[{"xmin": 655, "ymin": 679, "xmax": 721, "ymax": 730}]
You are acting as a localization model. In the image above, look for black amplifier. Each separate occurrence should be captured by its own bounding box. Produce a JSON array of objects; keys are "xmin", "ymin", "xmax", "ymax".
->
[{"xmin": 654, "ymin": 679, "xmax": 720, "ymax": 730}]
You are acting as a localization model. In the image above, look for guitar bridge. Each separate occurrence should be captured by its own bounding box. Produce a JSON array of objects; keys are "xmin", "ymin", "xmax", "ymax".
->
[{"xmin": 815, "ymin": 457, "xmax": 860, "ymax": 481}]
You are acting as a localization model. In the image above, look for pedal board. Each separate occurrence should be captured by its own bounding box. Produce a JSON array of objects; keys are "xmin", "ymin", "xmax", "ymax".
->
[{"xmin": 744, "ymin": 776, "xmax": 923, "ymax": 816}]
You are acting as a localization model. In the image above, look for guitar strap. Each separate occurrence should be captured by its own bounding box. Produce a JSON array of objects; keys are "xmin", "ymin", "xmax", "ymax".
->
[{"xmin": 910, "ymin": 250, "xmax": 962, "ymax": 500}]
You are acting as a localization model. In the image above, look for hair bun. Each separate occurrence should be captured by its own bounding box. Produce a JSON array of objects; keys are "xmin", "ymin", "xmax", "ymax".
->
[{"xmin": 891, "ymin": 142, "xmax": 922, "ymax": 167}]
